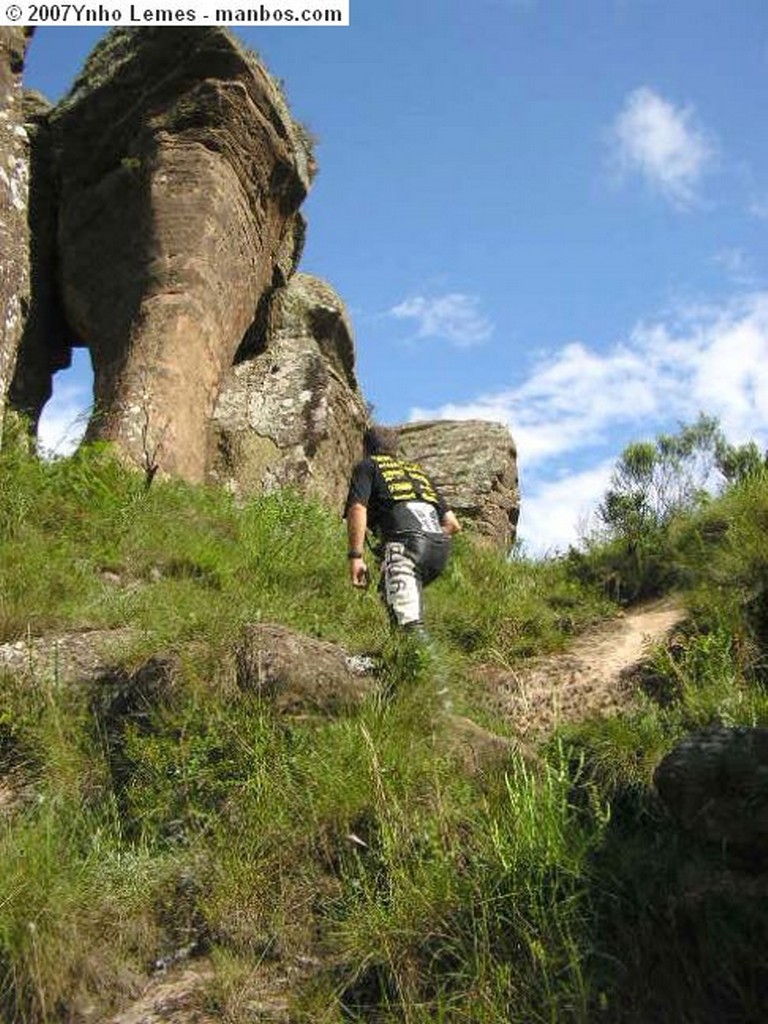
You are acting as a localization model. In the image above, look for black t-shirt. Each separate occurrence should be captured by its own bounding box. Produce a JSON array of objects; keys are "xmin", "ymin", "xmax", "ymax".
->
[{"xmin": 344, "ymin": 454, "xmax": 449, "ymax": 540}]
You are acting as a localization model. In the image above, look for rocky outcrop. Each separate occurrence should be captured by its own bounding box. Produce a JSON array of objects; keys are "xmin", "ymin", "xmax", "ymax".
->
[
  {"xmin": 654, "ymin": 725, "xmax": 768, "ymax": 859},
  {"xmin": 236, "ymin": 622, "xmax": 376, "ymax": 715},
  {"xmin": 209, "ymin": 273, "xmax": 368, "ymax": 508},
  {"xmin": 16, "ymin": 28, "xmax": 313, "ymax": 481},
  {"xmin": 4, "ymin": 29, "xmax": 524, "ymax": 540},
  {"xmin": 0, "ymin": 28, "xmax": 33, "ymax": 449},
  {"xmin": 0, "ymin": 626, "xmax": 135, "ymax": 685},
  {"xmin": 439, "ymin": 714, "xmax": 537, "ymax": 778},
  {"xmin": 397, "ymin": 419, "xmax": 519, "ymax": 551}
]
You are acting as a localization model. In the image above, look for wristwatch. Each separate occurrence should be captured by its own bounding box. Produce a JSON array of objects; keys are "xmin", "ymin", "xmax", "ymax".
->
[{"xmin": 347, "ymin": 550, "xmax": 363, "ymax": 559}]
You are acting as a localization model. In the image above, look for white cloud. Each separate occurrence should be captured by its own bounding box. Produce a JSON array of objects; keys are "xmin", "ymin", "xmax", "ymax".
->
[
  {"xmin": 713, "ymin": 248, "xmax": 755, "ymax": 286},
  {"xmin": 37, "ymin": 379, "xmax": 91, "ymax": 457},
  {"xmin": 517, "ymin": 460, "xmax": 615, "ymax": 556},
  {"xmin": 412, "ymin": 292, "xmax": 768, "ymax": 554},
  {"xmin": 610, "ymin": 87, "xmax": 716, "ymax": 208},
  {"xmin": 390, "ymin": 293, "xmax": 494, "ymax": 347}
]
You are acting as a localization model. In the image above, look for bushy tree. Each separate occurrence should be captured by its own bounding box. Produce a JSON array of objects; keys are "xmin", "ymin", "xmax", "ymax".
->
[
  {"xmin": 715, "ymin": 436, "xmax": 766, "ymax": 485},
  {"xmin": 598, "ymin": 414, "xmax": 766, "ymax": 539},
  {"xmin": 574, "ymin": 415, "xmax": 767, "ymax": 604}
]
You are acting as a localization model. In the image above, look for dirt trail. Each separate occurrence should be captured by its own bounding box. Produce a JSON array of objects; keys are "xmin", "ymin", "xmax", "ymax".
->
[{"xmin": 478, "ymin": 597, "xmax": 687, "ymax": 737}]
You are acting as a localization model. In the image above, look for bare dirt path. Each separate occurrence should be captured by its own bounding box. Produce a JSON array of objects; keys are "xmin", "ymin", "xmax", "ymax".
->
[{"xmin": 477, "ymin": 597, "xmax": 687, "ymax": 737}]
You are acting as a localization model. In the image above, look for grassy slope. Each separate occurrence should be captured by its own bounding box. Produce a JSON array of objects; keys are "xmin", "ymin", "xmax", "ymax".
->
[{"xmin": 1, "ymin": 436, "xmax": 767, "ymax": 1023}]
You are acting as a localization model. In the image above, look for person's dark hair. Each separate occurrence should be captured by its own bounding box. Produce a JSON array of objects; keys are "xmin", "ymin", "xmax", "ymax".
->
[{"xmin": 363, "ymin": 425, "xmax": 399, "ymax": 456}]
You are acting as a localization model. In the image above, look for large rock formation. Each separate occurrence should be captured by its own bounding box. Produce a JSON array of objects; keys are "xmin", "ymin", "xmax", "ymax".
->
[
  {"xmin": 397, "ymin": 419, "xmax": 519, "ymax": 551},
  {"xmin": 5, "ymin": 30, "xmax": 523, "ymax": 534},
  {"xmin": 14, "ymin": 27, "xmax": 313, "ymax": 481},
  {"xmin": 0, "ymin": 28, "xmax": 33, "ymax": 449},
  {"xmin": 209, "ymin": 272, "xmax": 368, "ymax": 508}
]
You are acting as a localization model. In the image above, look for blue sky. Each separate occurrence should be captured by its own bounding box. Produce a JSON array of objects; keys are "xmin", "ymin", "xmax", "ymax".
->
[{"xmin": 24, "ymin": 3, "xmax": 768, "ymax": 553}]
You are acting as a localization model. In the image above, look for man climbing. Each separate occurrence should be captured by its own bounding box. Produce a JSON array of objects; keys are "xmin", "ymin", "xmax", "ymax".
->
[{"xmin": 344, "ymin": 425, "xmax": 461, "ymax": 636}]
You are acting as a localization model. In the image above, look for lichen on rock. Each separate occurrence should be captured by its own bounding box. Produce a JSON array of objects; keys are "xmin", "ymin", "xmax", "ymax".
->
[
  {"xmin": 398, "ymin": 419, "xmax": 520, "ymax": 551},
  {"xmin": 209, "ymin": 272, "xmax": 368, "ymax": 508}
]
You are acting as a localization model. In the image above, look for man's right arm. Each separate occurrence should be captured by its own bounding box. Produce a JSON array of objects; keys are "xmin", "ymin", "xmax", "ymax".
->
[
  {"xmin": 346, "ymin": 501, "xmax": 369, "ymax": 587},
  {"xmin": 344, "ymin": 458, "xmax": 375, "ymax": 588},
  {"xmin": 441, "ymin": 510, "xmax": 462, "ymax": 536}
]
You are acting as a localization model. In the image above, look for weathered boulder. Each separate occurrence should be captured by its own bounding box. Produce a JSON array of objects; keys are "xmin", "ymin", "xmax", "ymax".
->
[
  {"xmin": 397, "ymin": 419, "xmax": 519, "ymax": 551},
  {"xmin": 236, "ymin": 622, "xmax": 376, "ymax": 715},
  {"xmin": 0, "ymin": 28, "xmax": 33, "ymax": 449},
  {"xmin": 209, "ymin": 273, "xmax": 368, "ymax": 508},
  {"xmin": 0, "ymin": 626, "xmax": 135, "ymax": 685},
  {"xmin": 30, "ymin": 28, "xmax": 313, "ymax": 481},
  {"xmin": 654, "ymin": 725, "xmax": 768, "ymax": 858}
]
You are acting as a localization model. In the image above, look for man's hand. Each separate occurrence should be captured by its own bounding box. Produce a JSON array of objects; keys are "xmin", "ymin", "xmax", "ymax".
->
[
  {"xmin": 349, "ymin": 556, "xmax": 369, "ymax": 588},
  {"xmin": 442, "ymin": 510, "xmax": 462, "ymax": 536}
]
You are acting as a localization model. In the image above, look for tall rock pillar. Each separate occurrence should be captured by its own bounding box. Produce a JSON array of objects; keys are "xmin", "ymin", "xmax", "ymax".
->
[
  {"xmin": 0, "ymin": 27, "xmax": 32, "ymax": 448},
  {"xmin": 47, "ymin": 28, "xmax": 313, "ymax": 481},
  {"xmin": 209, "ymin": 273, "xmax": 369, "ymax": 508}
]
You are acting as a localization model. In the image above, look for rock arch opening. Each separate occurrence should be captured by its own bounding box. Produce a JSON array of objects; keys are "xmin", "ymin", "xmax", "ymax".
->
[{"xmin": 37, "ymin": 347, "xmax": 94, "ymax": 457}]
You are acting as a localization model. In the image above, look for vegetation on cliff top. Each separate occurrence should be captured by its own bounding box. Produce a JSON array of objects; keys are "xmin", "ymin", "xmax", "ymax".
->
[{"xmin": 0, "ymin": 416, "xmax": 767, "ymax": 1022}]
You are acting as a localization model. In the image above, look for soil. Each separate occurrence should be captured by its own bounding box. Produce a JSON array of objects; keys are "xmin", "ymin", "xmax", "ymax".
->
[{"xmin": 476, "ymin": 596, "xmax": 687, "ymax": 737}]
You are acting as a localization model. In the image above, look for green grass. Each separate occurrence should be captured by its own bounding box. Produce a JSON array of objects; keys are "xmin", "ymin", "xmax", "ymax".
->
[{"xmin": 1, "ymin": 438, "xmax": 768, "ymax": 1021}]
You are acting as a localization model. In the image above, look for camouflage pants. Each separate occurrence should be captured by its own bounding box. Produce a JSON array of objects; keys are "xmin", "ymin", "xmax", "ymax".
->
[{"xmin": 379, "ymin": 533, "xmax": 450, "ymax": 629}]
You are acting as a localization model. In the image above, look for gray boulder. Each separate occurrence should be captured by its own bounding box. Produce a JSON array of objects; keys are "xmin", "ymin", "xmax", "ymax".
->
[
  {"xmin": 397, "ymin": 419, "xmax": 519, "ymax": 551},
  {"xmin": 236, "ymin": 622, "xmax": 376, "ymax": 715}
]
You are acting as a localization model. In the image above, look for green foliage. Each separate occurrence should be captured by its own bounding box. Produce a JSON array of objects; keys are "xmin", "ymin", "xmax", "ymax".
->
[
  {"xmin": 574, "ymin": 415, "xmax": 768, "ymax": 604},
  {"xmin": 1, "ymin": 431, "xmax": 768, "ymax": 1021},
  {"xmin": 0, "ymin": 441, "xmax": 383, "ymax": 649},
  {"xmin": 0, "ymin": 441, "xmax": 611, "ymax": 661},
  {"xmin": 316, "ymin": 739, "xmax": 611, "ymax": 1023},
  {"xmin": 577, "ymin": 779, "xmax": 768, "ymax": 1024},
  {"xmin": 0, "ymin": 672, "xmax": 186, "ymax": 1023},
  {"xmin": 669, "ymin": 469, "xmax": 768, "ymax": 679},
  {"xmin": 597, "ymin": 413, "xmax": 765, "ymax": 538},
  {"xmin": 432, "ymin": 537, "xmax": 613, "ymax": 663},
  {"xmin": 548, "ymin": 615, "xmax": 768, "ymax": 1023}
]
